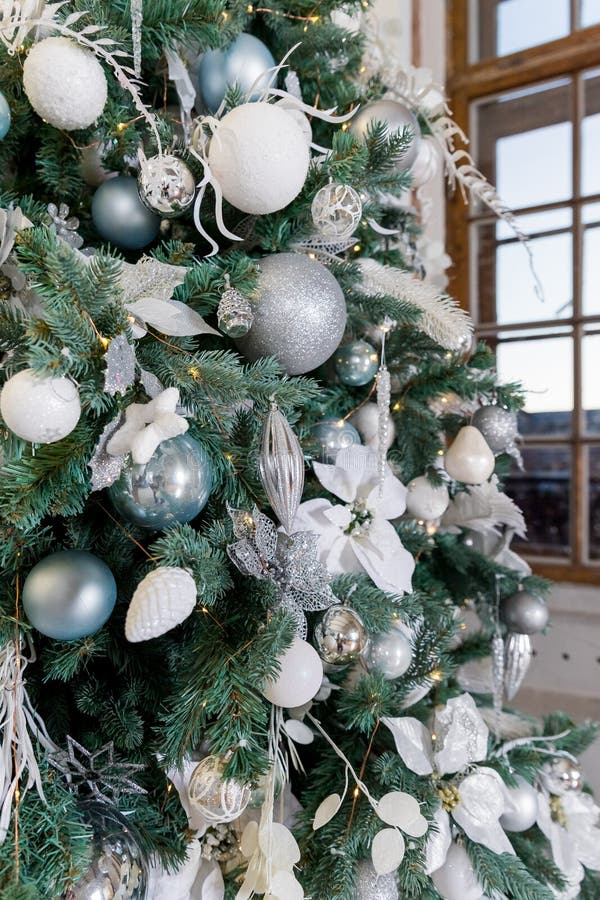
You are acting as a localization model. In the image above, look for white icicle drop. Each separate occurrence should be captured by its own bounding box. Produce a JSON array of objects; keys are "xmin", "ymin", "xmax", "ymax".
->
[{"xmin": 125, "ymin": 566, "xmax": 197, "ymax": 642}]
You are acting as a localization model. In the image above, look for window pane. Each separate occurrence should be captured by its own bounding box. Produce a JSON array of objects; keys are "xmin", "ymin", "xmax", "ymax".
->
[
  {"xmin": 588, "ymin": 447, "xmax": 600, "ymax": 560},
  {"xmin": 496, "ymin": 337, "xmax": 573, "ymax": 435},
  {"xmin": 583, "ymin": 204, "xmax": 600, "ymax": 315},
  {"xmin": 508, "ymin": 446, "xmax": 571, "ymax": 558},
  {"xmin": 579, "ymin": 0, "xmax": 600, "ymax": 27},
  {"xmin": 471, "ymin": 0, "xmax": 571, "ymax": 61},
  {"xmin": 496, "ymin": 232, "xmax": 573, "ymax": 324},
  {"xmin": 583, "ymin": 71, "xmax": 600, "ymax": 195},
  {"xmin": 496, "ymin": 206, "xmax": 572, "ymax": 240},
  {"xmin": 583, "ymin": 334, "xmax": 600, "ymax": 433}
]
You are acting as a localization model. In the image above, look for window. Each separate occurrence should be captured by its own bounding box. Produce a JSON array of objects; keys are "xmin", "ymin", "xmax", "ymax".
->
[{"xmin": 448, "ymin": 1, "xmax": 600, "ymax": 581}]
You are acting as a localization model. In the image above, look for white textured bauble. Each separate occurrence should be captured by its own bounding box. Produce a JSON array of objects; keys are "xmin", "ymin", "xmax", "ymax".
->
[
  {"xmin": 1, "ymin": 369, "xmax": 81, "ymax": 443},
  {"xmin": 431, "ymin": 843, "xmax": 484, "ymax": 900},
  {"xmin": 207, "ymin": 103, "xmax": 310, "ymax": 214},
  {"xmin": 125, "ymin": 566, "xmax": 197, "ymax": 642},
  {"xmin": 187, "ymin": 755, "xmax": 251, "ymax": 823},
  {"xmin": 500, "ymin": 777, "xmax": 539, "ymax": 832},
  {"xmin": 311, "ymin": 182, "xmax": 362, "ymax": 240},
  {"xmin": 354, "ymin": 860, "xmax": 399, "ymax": 900},
  {"xmin": 349, "ymin": 402, "xmax": 396, "ymax": 450},
  {"xmin": 276, "ymin": 99, "xmax": 312, "ymax": 144},
  {"xmin": 236, "ymin": 253, "xmax": 347, "ymax": 375},
  {"xmin": 405, "ymin": 475, "xmax": 450, "ymax": 520},
  {"xmin": 23, "ymin": 37, "xmax": 108, "ymax": 131},
  {"xmin": 444, "ymin": 425, "xmax": 495, "ymax": 484},
  {"xmin": 262, "ymin": 637, "xmax": 323, "ymax": 708}
]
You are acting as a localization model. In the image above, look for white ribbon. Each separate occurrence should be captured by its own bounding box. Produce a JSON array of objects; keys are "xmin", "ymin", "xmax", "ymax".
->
[{"xmin": 164, "ymin": 46, "xmax": 196, "ymax": 143}]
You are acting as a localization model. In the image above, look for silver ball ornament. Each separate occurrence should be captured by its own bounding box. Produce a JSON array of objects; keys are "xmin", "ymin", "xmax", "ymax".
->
[
  {"xmin": 354, "ymin": 860, "xmax": 399, "ymax": 900},
  {"xmin": 500, "ymin": 777, "xmax": 539, "ymax": 832},
  {"xmin": 311, "ymin": 182, "xmax": 362, "ymax": 240},
  {"xmin": 63, "ymin": 802, "xmax": 147, "ymax": 899},
  {"xmin": 471, "ymin": 405, "xmax": 519, "ymax": 454},
  {"xmin": 92, "ymin": 176, "xmax": 161, "ymax": 250},
  {"xmin": 108, "ymin": 434, "xmax": 213, "ymax": 531},
  {"xmin": 349, "ymin": 99, "xmax": 421, "ymax": 170},
  {"xmin": 543, "ymin": 757, "xmax": 584, "ymax": 794},
  {"xmin": 236, "ymin": 253, "xmax": 347, "ymax": 375},
  {"xmin": 310, "ymin": 418, "xmax": 361, "ymax": 463},
  {"xmin": 499, "ymin": 590, "xmax": 549, "ymax": 635},
  {"xmin": 188, "ymin": 755, "xmax": 251, "ymax": 823},
  {"xmin": 22, "ymin": 550, "xmax": 116, "ymax": 641},
  {"xmin": 314, "ymin": 604, "xmax": 368, "ymax": 666},
  {"xmin": 334, "ymin": 340, "xmax": 379, "ymax": 386},
  {"xmin": 363, "ymin": 621, "xmax": 412, "ymax": 680},
  {"xmin": 137, "ymin": 154, "xmax": 196, "ymax": 218},
  {"xmin": 198, "ymin": 33, "xmax": 276, "ymax": 113}
]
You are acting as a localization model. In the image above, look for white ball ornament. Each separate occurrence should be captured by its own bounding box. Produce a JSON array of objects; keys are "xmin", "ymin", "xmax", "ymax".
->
[
  {"xmin": 431, "ymin": 843, "xmax": 484, "ymax": 900},
  {"xmin": 125, "ymin": 566, "xmax": 197, "ymax": 642},
  {"xmin": 444, "ymin": 425, "xmax": 495, "ymax": 484},
  {"xmin": 262, "ymin": 637, "xmax": 323, "ymax": 708},
  {"xmin": 23, "ymin": 37, "xmax": 108, "ymax": 131},
  {"xmin": 405, "ymin": 475, "xmax": 449, "ymax": 520},
  {"xmin": 349, "ymin": 402, "xmax": 396, "ymax": 449},
  {"xmin": 207, "ymin": 103, "xmax": 310, "ymax": 215},
  {"xmin": 1, "ymin": 369, "xmax": 81, "ymax": 443},
  {"xmin": 500, "ymin": 776, "xmax": 539, "ymax": 832}
]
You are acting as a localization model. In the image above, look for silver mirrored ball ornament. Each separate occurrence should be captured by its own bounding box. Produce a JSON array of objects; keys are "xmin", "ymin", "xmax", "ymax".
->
[
  {"xmin": 314, "ymin": 604, "xmax": 368, "ymax": 666},
  {"xmin": 543, "ymin": 757, "xmax": 583, "ymax": 794},
  {"xmin": 188, "ymin": 754, "xmax": 251, "ymax": 823},
  {"xmin": 310, "ymin": 418, "xmax": 361, "ymax": 464},
  {"xmin": 349, "ymin": 99, "xmax": 421, "ymax": 170},
  {"xmin": 137, "ymin": 154, "xmax": 196, "ymax": 218},
  {"xmin": 499, "ymin": 590, "xmax": 549, "ymax": 635},
  {"xmin": 363, "ymin": 621, "xmax": 412, "ymax": 680},
  {"xmin": 335, "ymin": 340, "xmax": 379, "ymax": 387},
  {"xmin": 91, "ymin": 175, "xmax": 161, "ymax": 249},
  {"xmin": 471, "ymin": 405, "xmax": 519, "ymax": 454},
  {"xmin": 198, "ymin": 33, "xmax": 276, "ymax": 113},
  {"xmin": 109, "ymin": 434, "xmax": 213, "ymax": 531},
  {"xmin": 311, "ymin": 182, "xmax": 362, "ymax": 240}
]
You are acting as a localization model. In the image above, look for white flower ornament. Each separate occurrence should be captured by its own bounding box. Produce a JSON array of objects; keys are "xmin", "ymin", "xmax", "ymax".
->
[
  {"xmin": 537, "ymin": 788, "xmax": 600, "ymax": 899},
  {"xmin": 291, "ymin": 445, "xmax": 415, "ymax": 596},
  {"xmin": 106, "ymin": 387, "xmax": 188, "ymax": 465}
]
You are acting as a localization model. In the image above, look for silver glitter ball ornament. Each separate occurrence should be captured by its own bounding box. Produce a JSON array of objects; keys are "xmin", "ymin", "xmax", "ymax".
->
[
  {"xmin": 543, "ymin": 757, "xmax": 584, "ymax": 794},
  {"xmin": 108, "ymin": 434, "xmax": 213, "ymax": 530},
  {"xmin": 354, "ymin": 860, "xmax": 399, "ymax": 900},
  {"xmin": 310, "ymin": 418, "xmax": 361, "ymax": 464},
  {"xmin": 335, "ymin": 340, "xmax": 379, "ymax": 387},
  {"xmin": 188, "ymin": 755, "xmax": 251, "ymax": 823},
  {"xmin": 62, "ymin": 802, "xmax": 147, "ymax": 899},
  {"xmin": 137, "ymin": 154, "xmax": 196, "ymax": 218},
  {"xmin": 500, "ymin": 776, "xmax": 539, "ymax": 832},
  {"xmin": 217, "ymin": 281, "xmax": 253, "ymax": 338},
  {"xmin": 349, "ymin": 99, "xmax": 421, "ymax": 170},
  {"xmin": 236, "ymin": 253, "xmax": 347, "ymax": 375},
  {"xmin": 471, "ymin": 405, "xmax": 519, "ymax": 454},
  {"xmin": 311, "ymin": 182, "xmax": 362, "ymax": 240},
  {"xmin": 314, "ymin": 604, "xmax": 368, "ymax": 666},
  {"xmin": 363, "ymin": 621, "xmax": 412, "ymax": 680},
  {"xmin": 499, "ymin": 590, "xmax": 549, "ymax": 635}
]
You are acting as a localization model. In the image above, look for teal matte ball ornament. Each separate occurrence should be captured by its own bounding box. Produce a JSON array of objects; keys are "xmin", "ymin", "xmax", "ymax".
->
[
  {"xmin": 109, "ymin": 434, "xmax": 213, "ymax": 530},
  {"xmin": 198, "ymin": 33, "xmax": 276, "ymax": 113},
  {"xmin": 0, "ymin": 90, "xmax": 10, "ymax": 139},
  {"xmin": 310, "ymin": 418, "xmax": 361, "ymax": 464},
  {"xmin": 334, "ymin": 340, "xmax": 379, "ymax": 386},
  {"xmin": 22, "ymin": 550, "xmax": 117, "ymax": 641},
  {"xmin": 91, "ymin": 176, "xmax": 161, "ymax": 250}
]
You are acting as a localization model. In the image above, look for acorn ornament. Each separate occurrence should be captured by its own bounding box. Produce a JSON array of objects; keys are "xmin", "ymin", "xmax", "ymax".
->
[{"xmin": 444, "ymin": 425, "xmax": 495, "ymax": 484}]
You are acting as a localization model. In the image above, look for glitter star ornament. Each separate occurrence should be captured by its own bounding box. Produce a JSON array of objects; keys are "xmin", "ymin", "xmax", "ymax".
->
[{"xmin": 50, "ymin": 736, "xmax": 146, "ymax": 803}]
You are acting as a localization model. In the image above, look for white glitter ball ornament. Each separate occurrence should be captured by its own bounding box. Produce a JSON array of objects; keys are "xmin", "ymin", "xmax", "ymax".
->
[
  {"xmin": 188, "ymin": 755, "xmax": 251, "ymax": 823},
  {"xmin": 1, "ymin": 369, "xmax": 81, "ymax": 443},
  {"xmin": 125, "ymin": 566, "xmax": 197, "ymax": 642},
  {"xmin": 311, "ymin": 182, "xmax": 362, "ymax": 240},
  {"xmin": 23, "ymin": 37, "xmax": 108, "ymax": 131},
  {"xmin": 207, "ymin": 103, "xmax": 310, "ymax": 215}
]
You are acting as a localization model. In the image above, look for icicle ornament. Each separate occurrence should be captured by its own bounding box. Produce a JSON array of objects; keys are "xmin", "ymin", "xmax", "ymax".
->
[
  {"xmin": 376, "ymin": 322, "xmax": 393, "ymax": 496},
  {"xmin": 130, "ymin": 0, "xmax": 143, "ymax": 77},
  {"xmin": 259, "ymin": 402, "xmax": 305, "ymax": 534}
]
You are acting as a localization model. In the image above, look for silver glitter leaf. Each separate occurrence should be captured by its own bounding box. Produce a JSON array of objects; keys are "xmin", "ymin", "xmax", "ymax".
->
[
  {"xmin": 104, "ymin": 333, "xmax": 137, "ymax": 396},
  {"xmin": 88, "ymin": 416, "xmax": 125, "ymax": 491},
  {"xmin": 259, "ymin": 404, "xmax": 305, "ymax": 534},
  {"xmin": 504, "ymin": 632, "xmax": 532, "ymax": 701},
  {"xmin": 49, "ymin": 736, "xmax": 146, "ymax": 802},
  {"xmin": 139, "ymin": 367, "xmax": 164, "ymax": 399}
]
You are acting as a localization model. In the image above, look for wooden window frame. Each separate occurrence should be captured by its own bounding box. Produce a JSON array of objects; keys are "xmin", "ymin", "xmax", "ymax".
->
[{"xmin": 446, "ymin": 1, "xmax": 600, "ymax": 583}]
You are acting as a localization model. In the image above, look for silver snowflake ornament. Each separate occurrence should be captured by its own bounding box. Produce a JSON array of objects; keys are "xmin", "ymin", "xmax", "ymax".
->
[{"xmin": 49, "ymin": 736, "xmax": 146, "ymax": 802}]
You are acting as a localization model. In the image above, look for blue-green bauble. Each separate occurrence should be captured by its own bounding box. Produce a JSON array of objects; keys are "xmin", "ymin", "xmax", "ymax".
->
[
  {"xmin": 109, "ymin": 434, "xmax": 213, "ymax": 530},
  {"xmin": 91, "ymin": 175, "xmax": 161, "ymax": 249},
  {"xmin": 334, "ymin": 340, "xmax": 379, "ymax": 386},
  {"xmin": 310, "ymin": 418, "xmax": 361, "ymax": 464},
  {"xmin": 22, "ymin": 550, "xmax": 116, "ymax": 641},
  {"xmin": 0, "ymin": 91, "xmax": 10, "ymax": 139},
  {"xmin": 198, "ymin": 33, "xmax": 275, "ymax": 113}
]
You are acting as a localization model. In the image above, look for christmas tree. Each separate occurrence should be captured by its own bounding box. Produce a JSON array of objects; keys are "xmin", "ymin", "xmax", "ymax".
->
[{"xmin": 0, "ymin": 2, "xmax": 598, "ymax": 899}]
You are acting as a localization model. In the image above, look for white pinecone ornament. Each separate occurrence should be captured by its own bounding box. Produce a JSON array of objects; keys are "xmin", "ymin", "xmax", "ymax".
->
[{"xmin": 125, "ymin": 566, "xmax": 197, "ymax": 642}]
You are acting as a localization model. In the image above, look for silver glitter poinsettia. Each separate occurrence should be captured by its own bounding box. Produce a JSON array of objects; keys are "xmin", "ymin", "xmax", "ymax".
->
[
  {"xmin": 226, "ymin": 504, "xmax": 335, "ymax": 638},
  {"xmin": 49, "ymin": 736, "xmax": 146, "ymax": 803}
]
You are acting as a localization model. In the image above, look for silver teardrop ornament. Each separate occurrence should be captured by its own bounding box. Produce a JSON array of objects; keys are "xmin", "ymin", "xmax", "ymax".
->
[{"xmin": 258, "ymin": 403, "xmax": 305, "ymax": 533}]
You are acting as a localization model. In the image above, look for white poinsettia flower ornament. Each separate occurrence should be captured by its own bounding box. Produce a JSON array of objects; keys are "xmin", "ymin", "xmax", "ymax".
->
[
  {"xmin": 537, "ymin": 789, "xmax": 600, "ymax": 899},
  {"xmin": 291, "ymin": 445, "xmax": 415, "ymax": 596}
]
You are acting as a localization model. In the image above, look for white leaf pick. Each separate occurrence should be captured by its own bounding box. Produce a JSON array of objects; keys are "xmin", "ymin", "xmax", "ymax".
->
[
  {"xmin": 126, "ymin": 297, "xmax": 220, "ymax": 337},
  {"xmin": 371, "ymin": 828, "xmax": 406, "ymax": 875},
  {"xmin": 312, "ymin": 793, "xmax": 342, "ymax": 831},
  {"xmin": 283, "ymin": 719, "xmax": 314, "ymax": 745},
  {"xmin": 240, "ymin": 821, "xmax": 259, "ymax": 859},
  {"xmin": 258, "ymin": 821, "xmax": 301, "ymax": 869},
  {"xmin": 402, "ymin": 812, "xmax": 429, "ymax": 838},
  {"xmin": 376, "ymin": 791, "xmax": 421, "ymax": 827}
]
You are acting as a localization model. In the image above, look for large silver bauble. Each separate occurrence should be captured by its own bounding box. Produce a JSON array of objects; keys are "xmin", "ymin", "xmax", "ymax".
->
[
  {"xmin": 543, "ymin": 757, "xmax": 583, "ymax": 794},
  {"xmin": 499, "ymin": 590, "xmax": 549, "ymax": 635},
  {"xmin": 500, "ymin": 776, "xmax": 539, "ymax": 831},
  {"xmin": 236, "ymin": 253, "xmax": 347, "ymax": 375},
  {"xmin": 188, "ymin": 755, "xmax": 251, "ymax": 823},
  {"xmin": 108, "ymin": 434, "xmax": 213, "ymax": 531},
  {"xmin": 198, "ymin": 33, "xmax": 276, "ymax": 113},
  {"xmin": 349, "ymin": 99, "xmax": 421, "ymax": 169},
  {"xmin": 314, "ymin": 604, "xmax": 368, "ymax": 666},
  {"xmin": 63, "ymin": 802, "xmax": 147, "ymax": 899},
  {"xmin": 22, "ymin": 550, "xmax": 116, "ymax": 641},
  {"xmin": 363, "ymin": 621, "xmax": 412, "ymax": 680},
  {"xmin": 471, "ymin": 405, "xmax": 519, "ymax": 454},
  {"xmin": 354, "ymin": 860, "xmax": 399, "ymax": 900},
  {"xmin": 310, "ymin": 418, "xmax": 361, "ymax": 464},
  {"xmin": 137, "ymin": 154, "xmax": 196, "ymax": 218},
  {"xmin": 334, "ymin": 340, "xmax": 379, "ymax": 386}
]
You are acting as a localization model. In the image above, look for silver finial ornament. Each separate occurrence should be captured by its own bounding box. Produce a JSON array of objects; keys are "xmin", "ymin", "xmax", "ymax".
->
[{"xmin": 259, "ymin": 402, "xmax": 305, "ymax": 533}]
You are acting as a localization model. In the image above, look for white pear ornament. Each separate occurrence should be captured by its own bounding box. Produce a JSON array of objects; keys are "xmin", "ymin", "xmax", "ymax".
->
[{"xmin": 444, "ymin": 425, "xmax": 495, "ymax": 485}]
